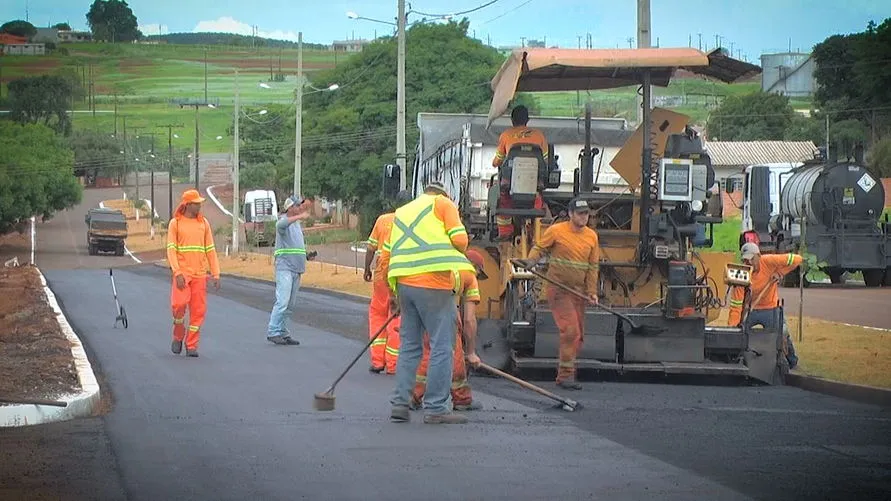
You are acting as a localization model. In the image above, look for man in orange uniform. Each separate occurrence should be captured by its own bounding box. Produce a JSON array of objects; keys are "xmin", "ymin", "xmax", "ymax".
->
[
  {"xmin": 521, "ymin": 198, "xmax": 600, "ymax": 390},
  {"xmin": 364, "ymin": 190, "xmax": 412, "ymax": 374},
  {"xmin": 166, "ymin": 189, "xmax": 221, "ymax": 358},
  {"xmin": 727, "ymin": 243, "xmax": 801, "ymax": 369},
  {"xmin": 411, "ymin": 248, "xmax": 486, "ymax": 412},
  {"xmin": 492, "ymin": 105, "xmax": 550, "ymax": 240}
]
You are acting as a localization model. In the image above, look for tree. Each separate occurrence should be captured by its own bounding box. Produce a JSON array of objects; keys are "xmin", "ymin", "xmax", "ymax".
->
[
  {"xmin": 296, "ymin": 20, "xmax": 504, "ymax": 226},
  {"xmin": 706, "ymin": 91, "xmax": 795, "ymax": 141},
  {"xmin": 0, "ymin": 20, "xmax": 37, "ymax": 39},
  {"xmin": 0, "ymin": 121, "xmax": 83, "ymax": 234},
  {"xmin": 86, "ymin": 0, "xmax": 141, "ymax": 43},
  {"xmin": 53, "ymin": 22, "xmax": 72, "ymax": 31},
  {"xmin": 868, "ymin": 136, "xmax": 891, "ymax": 177},
  {"xmin": 784, "ymin": 114, "xmax": 824, "ymax": 145},
  {"xmin": 68, "ymin": 130, "xmax": 126, "ymax": 181},
  {"xmin": 7, "ymin": 75, "xmax": 80, "ymax": 136}
]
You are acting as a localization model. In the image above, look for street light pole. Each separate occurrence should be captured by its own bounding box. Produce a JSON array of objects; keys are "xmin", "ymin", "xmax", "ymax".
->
[
  {"xmin": 294, "ymin": 31, "xmax": 303, "ymax": 197},
  {"xmin": 233, "ymin": 70, "xmax": 241, "ymax": 254},
  {"xmin": 195, "ymin": 105, "xmax": 200, "ymax": 189},
  {"xmin": 396, "ymin": 0, "xmax": 407, "ymax": 191}
]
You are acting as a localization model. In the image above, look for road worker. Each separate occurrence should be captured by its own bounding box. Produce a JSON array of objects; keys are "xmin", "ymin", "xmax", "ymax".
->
[
  {"xmin": 728, "ymin": 243, "xmax": 801, "ymax": 369},
  {"xmin": 492, "ymin": 105, "xmax": 550, "ymax": 240},
  {"xmin": 519, "ymin": 197, "xmax": 600, "ymax": 390},
  {"xmin": 412, "ymin": 248, "xmax": 486, "ymax": 412},
  {"xmin": 167, "ymin": 189, "xmax": 221, "ymax": 358},
  {"xmin": 364, "ymin": 190, "xmax": 413, "ymax": 374},
  {"xmin": 382, "ymin": 181, "xmax": 476, "ymax": 425},
  {"xmin": 266, "ymin": 194, "xmax": 312, "ymax": 346}
]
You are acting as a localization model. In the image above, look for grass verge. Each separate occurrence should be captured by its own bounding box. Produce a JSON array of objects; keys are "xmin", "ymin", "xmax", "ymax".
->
[{"xmin": 218, "ymin": 253, "xmax": 372, "ymax": 298}]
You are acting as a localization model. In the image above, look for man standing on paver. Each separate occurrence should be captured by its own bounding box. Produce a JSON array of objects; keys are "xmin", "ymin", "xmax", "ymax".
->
[
  {"xmin": 266, "ymin": 194, "xmax": 311, "ymax": 346},
  {"xmin": 363, "ymin": 190, "xmax": 413, "ymax": 374},
  {"xmin": 520, "ymin": 197, "xmax": 600, "ymax": 390},
  {"xmin": 167, "ymin": 189, "xmax": 221, "ymax": 358},
  {"xmin": 381, "ymin": 181, "xmax": 476, "ymax": 425}
]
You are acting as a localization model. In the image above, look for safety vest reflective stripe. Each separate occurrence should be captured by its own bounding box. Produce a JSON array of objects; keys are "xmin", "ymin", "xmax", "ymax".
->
[
  {"xmin": 385, "ymin": 346, "xmax": 399, "ymax": 357},
  {"xmin": 387, "ymin": 194, "xmax": 475, "ymax": 291},
  {"xmin": 451, "ymin": 379, "xmax": 470, "ymax": 390},
  {"xmin": 188, "ymin": 325, "xmax": 200, "ymax": 332},
  {"xmin": 371, "ymin": 338, "xmax": 387, "ymax": 346},
  {"xmin": 786, "ymin": 253, "xmax": 795, "ymax": 266},
  {"xmin": 447, "ymin": 227, "xmax": 466, "ymax": 238},
  {"xmin": 551, "ymin": 257, "xmax": 595, "ymax": 270},
  {"xmin": 172, "ymin": 317, "xmax": 185, "ymax": 325},
  {"xmin": 729, "ymin": 299, "xmax": 744, "ymax": 307},
  {"xmin": 169, "ymin": 244, "xmax": 214, "ymax": 252},
  {"xmin": 559, "ymin": 361, "xmax": 574, "ymax": 368},
  {"xmin": 274, "ymin": 248, "xmax": 306, "ymax": 257},
  {"xmin": 367, "ymin": 237, "xmax": 379, "ymax": 246},
  {"xmin": 415, "ymin": 375, "xmax": 428, "ymax": 383},
  {"xmin": 464, "ymin": 288, "xmax": 480, "ymax": 298}
]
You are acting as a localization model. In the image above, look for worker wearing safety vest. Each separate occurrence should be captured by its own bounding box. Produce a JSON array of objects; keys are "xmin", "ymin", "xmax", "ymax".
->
[
  {"xmin": 492, "ymin": 105, "xmax": 550, "ymax": 240},
  {"xmin": 728, "ymin": 242, "xmax": 801, "ymax": 369},
  {"xmin": 363, "ymin": 190, "xmax": 413, "ymax": 374},
  {"xmin": 381, "ymin": 181, "xmax": 476, "ymax": 425},
  {"xmin": 167, "ymin": 189, "xmax": 221, "ymax": 358},
  {"xmin": 412, "ymin": 248, "xmax": 486, "ymax": 412},
  {"xmin": 520, "ymin": 197, "xmax": 600, "ymax": 390},
  {"xmin": 266, "ymin": 194, "xmax": 312, "ymax": 345}
]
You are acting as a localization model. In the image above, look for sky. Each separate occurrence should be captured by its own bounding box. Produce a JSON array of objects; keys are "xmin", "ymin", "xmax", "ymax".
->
[{"xmin": 3, "ymin": 0, "xmax": 890, "ymax": 61}]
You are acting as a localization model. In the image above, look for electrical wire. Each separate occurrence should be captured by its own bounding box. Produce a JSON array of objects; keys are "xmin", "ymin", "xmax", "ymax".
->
[
  {"xmin": 479, "ymin": 0, "xmax": 534, "ymax": 25},
  {"xmin": 411, "ymin": 0, "xmax": 500, "ymax": 18}
]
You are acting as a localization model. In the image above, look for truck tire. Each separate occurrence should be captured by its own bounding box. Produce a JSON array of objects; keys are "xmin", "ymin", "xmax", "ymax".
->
[
  {"xmin": 116, "ymin": 243, "xmax": 125, "ymax": 256},
  {"xmin": 827, "ymin": 268, "xmax": 846, "ymax": 285},
  {"xmin": 863, "ymin": 269, "xmax": 884, "ymax": 288}
]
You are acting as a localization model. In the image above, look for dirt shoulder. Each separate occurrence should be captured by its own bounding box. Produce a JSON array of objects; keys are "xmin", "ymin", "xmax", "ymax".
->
[{"xmin": 0, "ymin": 266, "xmax": 80, "ymax": 404}]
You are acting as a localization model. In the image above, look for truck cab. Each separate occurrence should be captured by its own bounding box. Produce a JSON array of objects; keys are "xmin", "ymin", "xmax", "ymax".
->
[
  {"xmin": 242, "ymin": 190, "xmax": 278, "ymax": 246},
  {"xmin": 735, "ymin": 162, "xmax": 801, "ymax": 249},
  {"xmin": 85, "ymin": 207, "xmax": 128, "ymax": 256}
]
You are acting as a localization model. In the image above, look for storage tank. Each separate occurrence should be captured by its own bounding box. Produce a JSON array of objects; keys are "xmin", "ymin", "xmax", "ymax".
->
[{"xmin": 780, "ymin": 162, "xmax": 885, "ymax": 227}]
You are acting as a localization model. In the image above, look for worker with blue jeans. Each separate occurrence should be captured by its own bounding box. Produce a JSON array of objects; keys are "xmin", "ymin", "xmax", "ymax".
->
[
  {"xmin": 744, "ymin": 308, "xmax": 798, "ymax": 370},
  {"xmin": 267, "ymin": 194, "xmax": 311, "ymax": 345}
]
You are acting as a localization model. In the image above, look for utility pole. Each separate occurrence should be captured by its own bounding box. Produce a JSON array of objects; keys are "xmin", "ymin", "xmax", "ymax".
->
[
  {"xmin": 129, "ymin": 127, "xmax": 146, "ymax": 200},
  {"xmin": 204, "ymin": 49, "xmax": 208, "ymax": 103},
  {"xmin": 122, "ymin": 116, "xmax": 128, "ymax": 187},
  {"xmin": 233, "ymin": 70, "xmax": 241, "ymax": 253},
  {"xmin": 698, "ymin": 33, "xmax": 702, "ymax": 50},
  {"xmin": 295, "ymin": 31, "xmax": 303, "ymax": 196},
  {"xmin": 158, "ymin": 124, "xmax": 184, "ymax": 221},
  {"xmin": 636, "ymin": 0, "xmax": 651, "ymax": 125},
  {"xmin": 113, "ymin": 93, "xmax": 118, "ymax": 136},
  {"xmin": 195, "ymin": 104, "xmax": 200, "ymax": 189},
  {"xmin": 397, "ymin": 0, "xmax": 407, "ymax": 191}
]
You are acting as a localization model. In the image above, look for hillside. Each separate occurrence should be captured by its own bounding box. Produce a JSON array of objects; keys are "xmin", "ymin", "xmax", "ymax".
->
[{"xmin": 143, "ymin": 32, "xmax": 329, "ymax": 50}]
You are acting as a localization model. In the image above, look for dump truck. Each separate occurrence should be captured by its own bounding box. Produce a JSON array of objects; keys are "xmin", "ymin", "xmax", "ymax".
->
[{"xmin": 85, "ymin": 207, "xmax": 128, "ymax": 256}]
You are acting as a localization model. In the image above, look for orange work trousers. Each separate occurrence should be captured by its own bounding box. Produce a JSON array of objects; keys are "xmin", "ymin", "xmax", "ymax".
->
[
  {"xmin": 413, "ymin": 324, "xmax": 472, "ymax": 407},
  {"xmin": 546, "ymin": 287, "xmax": 585, "ymax": 383},
  {"xmin": 171, "ymin": 275, "xmax": 207, "ymax": 351},
  {"xmin": 496, "ymin": 189, "xmax": 545, "ymax": 239},
  {"xmin": 369, "ymin": 279, "xmax": 401, "ymax": 374}
]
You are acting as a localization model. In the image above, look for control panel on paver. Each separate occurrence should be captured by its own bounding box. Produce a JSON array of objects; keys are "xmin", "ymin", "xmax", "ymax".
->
[{"xmin": 724, "ymin": 263, "xmax": 752, "ymax": 287}]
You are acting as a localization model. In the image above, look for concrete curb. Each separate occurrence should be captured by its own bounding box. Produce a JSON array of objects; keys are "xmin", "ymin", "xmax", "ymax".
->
[
  {"xmin": 786, "ymin": 373, "xmax": 891, "ymax": 408},
  {"xmin": 149, "ymin": 260, "xmax": 371, "ymax": 304},
  {"xmin": 0, "ymin": 267, "xmax": 102, "ymax": 427},
  {"xmin": 206, "ymin": 184, "xmax": 243, "ymax": 223}
]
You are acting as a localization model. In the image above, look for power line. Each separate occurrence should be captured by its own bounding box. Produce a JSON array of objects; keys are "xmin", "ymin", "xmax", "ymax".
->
[
  {"xmin": 411, "ymin": 0, "xmax": 500, "ymax": 17},
  {"xmin": 479, "ymin": 0, "xmax": 534, "ymax": 25}
]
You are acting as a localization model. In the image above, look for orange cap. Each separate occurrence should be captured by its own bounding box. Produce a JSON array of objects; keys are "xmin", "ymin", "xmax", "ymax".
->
[{"xmin": 180, "ymin": 189, "xmax": 206, "ymax": 204}]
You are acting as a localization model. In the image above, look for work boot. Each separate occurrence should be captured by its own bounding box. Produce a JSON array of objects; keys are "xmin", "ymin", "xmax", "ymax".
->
[
  {"xmin": 267, "ymin": 335, "xmax": 297, "ymax": 345},
  {"xmin": 454, "ymin": 401, "xmax": 482, "ymax": 411},
  {"xmin": 369, "ymin": 366, "xmax": 384, "ymax": 374},
  {"xmin": 390, "ymin": 405, "xmax": 410, "ymax": 423},
  {"xmin": 423, "ymin": 412, "xmax": 468, "ymax": 425},
  {"xmin": 557, "ymin": 380, "xmax": 582, "ymax": 390},
  {"xmin": 186, "ymin": 349, "xmax": 199, "ymax": 358},
  {"xmin": 171, "ymin": 340, "xmax": 183, "ymax": 354}
]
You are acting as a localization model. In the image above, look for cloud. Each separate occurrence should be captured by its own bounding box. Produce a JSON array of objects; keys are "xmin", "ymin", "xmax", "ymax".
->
[
  {"xmin": 138, "ymin": 23, "xmax": 169, "ymax": 36},
  {"xmin": 192, "ymin": 16, "xmax": 302, "ymax": 42}
]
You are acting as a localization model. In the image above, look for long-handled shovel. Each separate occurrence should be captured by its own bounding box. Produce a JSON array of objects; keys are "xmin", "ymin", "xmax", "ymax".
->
[
  {"xmin": 313, "ymin": 311, "xmax": 399, "ymax": 411},
  {"xmin": 476, "ymin": 362, "xmax": 580, "ymax": 412}
]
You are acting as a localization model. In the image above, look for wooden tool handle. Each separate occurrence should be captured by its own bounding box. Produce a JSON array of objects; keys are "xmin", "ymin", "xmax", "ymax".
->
[
  {"xmin": 0, "ymin": 397, "xmax": 68, "ymax": 407},
  {"xmin": 478, "ymin": 362, "xmax": 572, "ymax": 406},
  {"xmin": 325, "ymin": 311, "xmax": 398, "ymax": 393}
]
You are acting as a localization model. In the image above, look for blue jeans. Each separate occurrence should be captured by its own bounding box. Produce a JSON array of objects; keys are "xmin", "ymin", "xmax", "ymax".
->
[
  {"xmin": 390, "ymin": 284, "xmax": 458, "ymax": 415},
  {"xmin": 745, "ymin": 307, "xmax": 798, "ymax": 369},
  {"xmin": 267, "ymin": 268, "xmax": 301, "ymax": 338}
]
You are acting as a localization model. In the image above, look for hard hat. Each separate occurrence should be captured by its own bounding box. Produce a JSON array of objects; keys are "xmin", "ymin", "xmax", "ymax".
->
[
  {"xmin": 425, "ymin": 181, "xmax": 448, "ymax": 196},
  {"xmin": 740, "ymin": 242, "xmax": 760, "ymax": 261}
]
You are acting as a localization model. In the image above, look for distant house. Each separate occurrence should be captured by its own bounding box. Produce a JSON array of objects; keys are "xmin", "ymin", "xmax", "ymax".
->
[
  {"xmin": 331, "ymin": 39, "xmax": 369, "ymax": 52},
  {"xmin": 760, "ymin": 52, "xmax": 816, "ymax": 98},
  {"xmin": 2, "ymin": 43, "xmax": 46, "ymax": 56},
  {"xmin": 705, "ymin": 140, "xmax": 819, "ymax": 188},
  {"xmin": 58, "ymin": 30, "xmax": 92, "ymax": 43},
  {"xmin": 0, "ymin": 33, "xmax": 28, "ymax": 45}
]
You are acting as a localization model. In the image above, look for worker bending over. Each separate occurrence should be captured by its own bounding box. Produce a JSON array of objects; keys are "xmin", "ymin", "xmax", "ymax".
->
[
  {"xmin": 492, "ymin": 105, "xmax": 549, "ymax": 240},
  {"xmin": 166, "ymin": 189, "xmax": 221, "ymax": 358},
  {"xmin": 364, "ymin": 190, "xmax": 413, "ymax": 374},
  {"xmin": 728, "ymin": 243, "xmax": 800, "ymax": 369},
  {"xmin": 520, "ymin": 198, "xmax": 600, "ymax": 390},
  {"xmin": 412, "ymin": 248, "xmax": 486, "ymax": 412},
  {"xmin": 382, "ymin": 181, "xmax": 476, "ymax": 425}
]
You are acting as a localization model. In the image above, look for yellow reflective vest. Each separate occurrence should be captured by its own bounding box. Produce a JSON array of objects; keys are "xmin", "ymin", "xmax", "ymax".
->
[{"xmin": 386, "ymin": 193, "xmax": 475, "ymax": 292}]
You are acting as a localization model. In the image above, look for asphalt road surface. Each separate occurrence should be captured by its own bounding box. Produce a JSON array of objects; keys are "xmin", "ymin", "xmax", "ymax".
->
[{"xmin": 780, "ymin": 285, "xmax": 891, "ymax": 330}]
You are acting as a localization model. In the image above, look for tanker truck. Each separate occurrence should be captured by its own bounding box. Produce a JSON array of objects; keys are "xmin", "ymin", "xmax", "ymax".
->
[{"xmin": 732, "ymin": 156, "xmax": 891, "ymax": 287}]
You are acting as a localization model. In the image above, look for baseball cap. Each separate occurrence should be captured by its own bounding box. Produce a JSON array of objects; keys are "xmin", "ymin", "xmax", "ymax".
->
[
  {"xmin": 740, "ymin": 242, "xmax": 760, "ymax": 260},
  {"xmin": 465, "ymin": 248, "xmax": 489, "ymax": 280},
  {"xmin": 180, "ymin": 189, "xmax": 205, "ymax": 204},
  {"xmin": 282, "ymin": 194, "xmax": 304, "ymax": 212},
  {"xmin": 569, "ymin": 197, "xmax": 590, "ymax": 213}
]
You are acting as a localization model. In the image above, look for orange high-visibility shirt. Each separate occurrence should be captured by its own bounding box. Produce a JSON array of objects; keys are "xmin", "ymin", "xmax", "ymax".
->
[
  {"xmin": 380, "ymin": 195, "xmax": 469, "ymax": 291},
  {"xmin": 367, "ymin": 212, "xmax": 396, "ymax": 283},
  {"xmin": 527, "ymin": 221, "xmax": 600, "ymax": 298},
  {"xmin": 727, "ymin": 253, "xmax": 803, "ymax": 326},
  {"xmin": 492, "ymin": 126, "xmax": 549, "ymax": 168},
  {"xmin": 166, "ymin": 216, "xmax": 221, "ymax": 279},
  {"xmin": 459, "ymin": 269, "xmax": 480, "ymax": 304}
]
